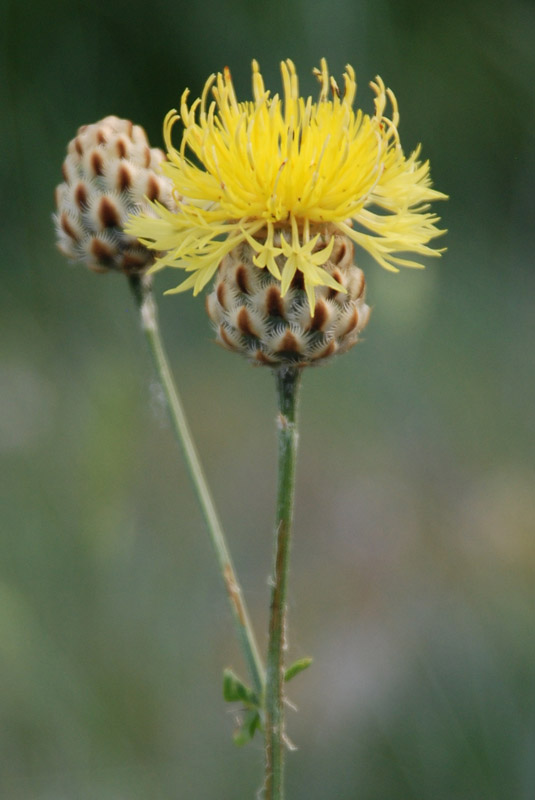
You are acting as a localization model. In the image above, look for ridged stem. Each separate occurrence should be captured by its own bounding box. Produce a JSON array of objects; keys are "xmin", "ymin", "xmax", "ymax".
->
[
  {"xmin": 129, "ymin": 274, "xmax": 264, "ymax": 696},
  {"xmin": 264, "ymin": 366, "xmax": 302, "ymax": 800}
]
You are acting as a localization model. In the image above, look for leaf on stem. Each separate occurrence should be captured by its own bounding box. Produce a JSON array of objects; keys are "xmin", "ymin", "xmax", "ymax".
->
[
  {"xmin": 223, "ymin": 668, "xmax": 259, "ymax": 708},
  {"xmin": 233, "ymin": 709, "xmax": 262, "ymax": 747},
  {"xmin": 284, "ymin": 657, "xmax": 313, "ymax": 683}
]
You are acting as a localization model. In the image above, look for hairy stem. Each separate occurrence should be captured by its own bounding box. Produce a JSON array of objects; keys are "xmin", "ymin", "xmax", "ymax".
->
[
  {"xmin": 264, "ymin": 366, "xmax": 302, "ymax": 800},
  {"xmin": 129, "ymin": 274, "xmax": 264, "ymax": 695}
]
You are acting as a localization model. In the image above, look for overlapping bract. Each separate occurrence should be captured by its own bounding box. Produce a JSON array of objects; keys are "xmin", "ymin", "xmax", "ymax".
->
[{"xmin": 54, "ymin": 116, "xmax": 176, "ymax": 274}]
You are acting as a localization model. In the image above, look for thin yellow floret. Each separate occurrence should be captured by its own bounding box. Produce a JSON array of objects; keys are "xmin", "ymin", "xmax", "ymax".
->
[{"xmin": 126, "ymin": 59, "xmax": 447, "ymax": 310}]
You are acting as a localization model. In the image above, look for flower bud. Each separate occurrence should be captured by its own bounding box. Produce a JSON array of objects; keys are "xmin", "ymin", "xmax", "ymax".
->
[{"xmin": 54, "ymin": 116, "xmax": 176, "ymax": 274}]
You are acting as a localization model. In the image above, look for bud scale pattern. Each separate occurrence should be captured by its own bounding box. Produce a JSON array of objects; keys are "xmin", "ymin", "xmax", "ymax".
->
[
  {"xmin": 206, "ymin": 232, "xmax": 371, "ymax": 366},
  {"xmin": 54, "ymin": 116, "xmax": 176, "ymax": 274}
]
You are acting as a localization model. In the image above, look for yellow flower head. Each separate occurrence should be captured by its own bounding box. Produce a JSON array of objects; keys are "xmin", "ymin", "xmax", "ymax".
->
[{"xmin": 127, "ymin": 59, "xmax": 446, "ymax": 311}]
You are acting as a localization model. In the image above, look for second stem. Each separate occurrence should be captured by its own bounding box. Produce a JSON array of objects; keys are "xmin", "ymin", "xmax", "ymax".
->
[
  {"xmin": 129, "ymin": 274, "xmax": 264, "ymax": 697},
  {"xmin": 264, "ymin": 366, "xmax": 302, "ymax": 800}
]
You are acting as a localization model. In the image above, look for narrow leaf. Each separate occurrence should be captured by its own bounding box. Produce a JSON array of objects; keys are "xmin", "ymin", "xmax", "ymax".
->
[
  {"xmin": 284, "ymin": 657, "xmax": 313, "ymax": 683},
  {"xmin": 233, "ymin": 710, "xmax": 261, "ymax": 747},
  {"xmin": 223, "ymin": 668, "xmax": 258, "ymax": 707}
]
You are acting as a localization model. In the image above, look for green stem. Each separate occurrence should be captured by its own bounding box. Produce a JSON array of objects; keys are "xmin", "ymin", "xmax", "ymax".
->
[
  {"xmin": 264, "ymin": 366, "xmax": 302, "ymax": 800},
  {"xmin": 129, "ymin": 274, "xmax": 264, "ymax": 696}
]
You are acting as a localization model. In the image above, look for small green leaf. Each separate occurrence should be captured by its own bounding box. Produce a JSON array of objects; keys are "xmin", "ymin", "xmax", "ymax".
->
[
  {"xmin": 223, "ymin": 668, "xmax": 259, "ymax": 707},
  {"xmin": 233, "ymin": 710, "xmax": 261, "ymax": 747},
  {"xmin": 284, "ymin": 657, "xmax": 313, "ymax": 683}
]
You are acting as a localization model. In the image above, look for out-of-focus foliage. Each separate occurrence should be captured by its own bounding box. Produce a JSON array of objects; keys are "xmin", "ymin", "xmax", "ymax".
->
[{"xmin": 1, "ymin": 0, "xmax": 534, "ymax": 797}]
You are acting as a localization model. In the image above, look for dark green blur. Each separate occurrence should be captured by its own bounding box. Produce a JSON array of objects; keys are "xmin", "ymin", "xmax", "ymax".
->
[{"xmin": 1, "ymin": 0, "xmax": 535, "ymax": 796}]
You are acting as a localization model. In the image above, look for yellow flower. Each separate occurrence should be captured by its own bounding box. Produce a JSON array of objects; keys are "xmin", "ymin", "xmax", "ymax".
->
[
  {"xmin": 279, "ymin": 216, "xmax": 337, "ymax": 310},
  {"xmin": 126, "ymin": 59, "xmax": 446, "ymax": 311}
]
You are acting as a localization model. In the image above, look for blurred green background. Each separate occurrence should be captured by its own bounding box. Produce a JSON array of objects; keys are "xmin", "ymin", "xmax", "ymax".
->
[{"xmin": 2, "ymin": 0, "xmax": 535, "ymax": 797}]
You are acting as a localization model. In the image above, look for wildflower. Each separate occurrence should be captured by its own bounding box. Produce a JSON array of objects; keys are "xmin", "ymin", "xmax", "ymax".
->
[
  {"xmin": 54, "ymin": 116, "xmax": 176, "ymax": 274},
  {"xmin": 127, "ymin": 60, "xmax": 446, "ymax": 364}
]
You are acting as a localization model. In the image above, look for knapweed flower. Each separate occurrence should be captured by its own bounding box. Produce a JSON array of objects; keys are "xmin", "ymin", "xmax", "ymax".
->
[
  {"xmin": 54, "ymin": 116, "xmax": 176, "ymax": 274},
  {"xmin": 127, "ymin": 60, "xmax": 446, "ymax": 364}
]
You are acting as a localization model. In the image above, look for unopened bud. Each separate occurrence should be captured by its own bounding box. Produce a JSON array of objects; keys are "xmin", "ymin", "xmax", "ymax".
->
[{"xmin": 54, "ymin": 116, "xmax": 176, "ymax": 274}]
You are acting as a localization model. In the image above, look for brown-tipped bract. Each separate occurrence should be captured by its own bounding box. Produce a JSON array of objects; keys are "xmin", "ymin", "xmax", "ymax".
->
[{"xmin": 54, "ymin": 116, "xmax": 176, "ymax": 275}]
